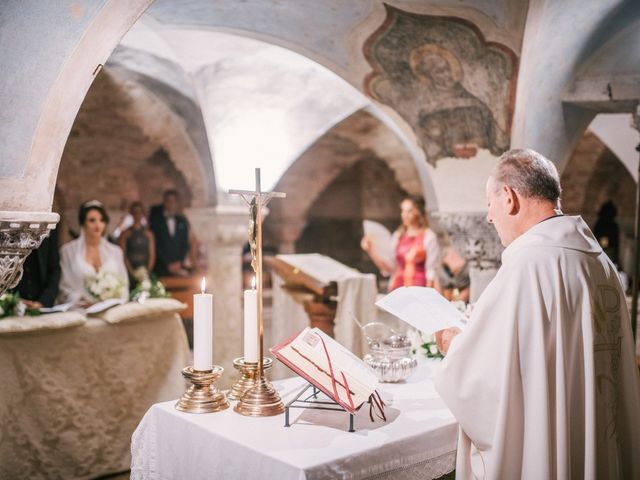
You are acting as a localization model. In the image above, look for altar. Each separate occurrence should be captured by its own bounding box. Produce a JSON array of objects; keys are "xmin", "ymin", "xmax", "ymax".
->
[{"xmin": 130, "ymin": 359, "xmax": 457, "ymax": 480}]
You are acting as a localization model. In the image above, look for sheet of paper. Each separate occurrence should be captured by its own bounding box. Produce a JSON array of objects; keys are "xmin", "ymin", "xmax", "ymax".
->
[
  {"xmin": 363, "ymin": 220, "xmax": 394, "ymax": 267},
  {"xmin": 375, "ymin": 287, "xmax": 465, "ymax": 335},
  {"xmin": 85, "ymin": 298, "xmax": 124, "ymax": 314},
  {"xmin": 39, "ymin": 302, "xmax": 74, "ymax": 314}
]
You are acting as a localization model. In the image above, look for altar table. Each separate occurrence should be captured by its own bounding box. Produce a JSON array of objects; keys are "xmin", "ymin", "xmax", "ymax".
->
[{"xmin": 131, "ymin": 360, "xmax": 458, "ymax": 480}]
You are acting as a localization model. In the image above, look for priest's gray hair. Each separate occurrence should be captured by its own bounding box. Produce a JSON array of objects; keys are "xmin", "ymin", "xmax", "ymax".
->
[{"xmin": 493, "ymin": 148, "xmax": 562, "ymax": 206}]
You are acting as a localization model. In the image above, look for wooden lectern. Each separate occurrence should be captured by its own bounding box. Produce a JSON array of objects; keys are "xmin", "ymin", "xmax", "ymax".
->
[{"xmin": 264, "ymin": 254, "xmax": 356, "ymax": 338}]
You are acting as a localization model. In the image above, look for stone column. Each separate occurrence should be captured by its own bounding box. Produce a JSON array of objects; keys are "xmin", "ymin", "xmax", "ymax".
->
[
  {"xmin": 264, "ymin": 218, "xmax": 306, "ymax": 254},
  {"xmin": 187, "ymin": 203, "xmax": 247, "ymax": 389},
  {"xmin": 0, "ymin": 211, "xmax": 59, "ymax": 296},
  {"xmin": 432, "ymin": 212, "xmax": 503, "ymax": 302}
]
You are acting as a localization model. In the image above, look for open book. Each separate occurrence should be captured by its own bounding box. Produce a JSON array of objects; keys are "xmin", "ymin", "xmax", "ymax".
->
[
  {"xmin": 375, "ymin": 287, "xmax": 466, "ymax": 336},
  {"xmin": 362, "ymin": 220, "xmax": 395, "ymax": 267},
  {"xmin": 271, "ymin": 327, "xmax": 379, "ymax": 414}
]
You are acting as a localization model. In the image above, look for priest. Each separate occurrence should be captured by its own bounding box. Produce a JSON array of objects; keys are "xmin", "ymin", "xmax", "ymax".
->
[{"xmin": 434, "ymin": 148, "xmax": 640, "ymax": 479}]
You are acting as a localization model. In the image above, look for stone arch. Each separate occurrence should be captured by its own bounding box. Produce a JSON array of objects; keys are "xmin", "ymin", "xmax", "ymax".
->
[
  {"xmin": 561, "ymin": 131, "xmax": 635, "ymax": 219},
  {"xmin": 561, "ymin": 129, "xmax": 636, "ymax": 272},
  {"xmin": 54, "ymin": 69, "xmax": 207, "ymax": 240},
  {"xmin": 106, "ymin": 68, "xmax": 213, "ymax": 207},
  {"xmin": 264, "ymin": 109, "xmax": 422, "ymax": 252},
  {"xmin": 0, "ymin": 0, "xmax": 153, "ymax": 212}
]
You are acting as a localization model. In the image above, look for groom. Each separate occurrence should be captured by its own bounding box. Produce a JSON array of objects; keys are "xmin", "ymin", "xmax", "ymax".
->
[
  {"xmin": 149, "ymin": 190, "xmax": 192, "ymax": 277},
  {"xmin": 434, "ymin": 149, "xmax": 640, "ymax": 479}
]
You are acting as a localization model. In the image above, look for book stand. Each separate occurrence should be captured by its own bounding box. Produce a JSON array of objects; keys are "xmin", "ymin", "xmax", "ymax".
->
[{"xmin": 284, "ymin": 382, "xmax": 364, "ymax": 433}]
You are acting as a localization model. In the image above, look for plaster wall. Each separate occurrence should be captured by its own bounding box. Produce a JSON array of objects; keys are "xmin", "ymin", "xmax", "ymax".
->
[
  {"xmin": 426, "ymin": 149, "xmax": 500, "ymax": 212},
  {"xmin": 589, "ymin": 114, "xmax": 639, "ymax": 181}
]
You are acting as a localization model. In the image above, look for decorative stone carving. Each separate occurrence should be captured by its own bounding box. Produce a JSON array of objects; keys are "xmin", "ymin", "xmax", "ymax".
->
[
  {"xmin": 431, "ymin": 211, "xmax": 503, "ymax": 269},
  {"xmin": 0, "ymin": 211, "xmax": 60, "ymax": 295}
]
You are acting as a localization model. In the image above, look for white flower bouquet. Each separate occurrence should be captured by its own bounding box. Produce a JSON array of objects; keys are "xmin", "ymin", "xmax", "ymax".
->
[
  {"xmin": 85, "ymin": 271, "xmax": 124, "ymax": 301},
  {"xmin": 129, "ymin": 266, "xmax": 169, "ymax": 303}
]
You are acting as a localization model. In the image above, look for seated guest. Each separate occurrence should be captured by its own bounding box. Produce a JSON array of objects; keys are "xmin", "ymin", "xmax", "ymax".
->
[
  {"xmin": 149, "ymin": 190, "xmax": 193, "ymax": 277},
  {"xmin": 119, "ymin": 201, "xmax": 156, "ymax": 278},
  {"xmin": 58, "ymin": 200, "xmax": 129, "ymax": 304},
  {"xmin": 437, "ymin": 245, "xmax": 470, "ymax": 302},
  {"xmin": 12, "ymin": 226, "xmax": 61, "ymax": 308}
]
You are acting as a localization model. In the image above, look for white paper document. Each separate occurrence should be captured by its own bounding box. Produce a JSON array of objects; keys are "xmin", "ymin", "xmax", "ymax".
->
[
  {"xmin": 39, "ymin": 302, "xmax": 74, "ymax": 314},
  {"xmin": 375, "ymin": 287, "xmax": 466, "ymax": 335},
  {"xmin": 363, "ymin": 220, "xmax": 395, "ymax": 267},
  {"xmin": 85, "ymin": 298, "xmax": 124, "ymax": 314}
]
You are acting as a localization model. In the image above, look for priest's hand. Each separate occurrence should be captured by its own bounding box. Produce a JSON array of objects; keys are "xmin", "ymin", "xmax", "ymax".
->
[{"xmin": 435, "ymin": 327, "xmax": 461, "ymax": 356}]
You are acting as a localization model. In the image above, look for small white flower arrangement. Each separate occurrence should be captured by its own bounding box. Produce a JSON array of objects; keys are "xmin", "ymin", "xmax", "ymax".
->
[
  {"xmin": 85, "ymin": 271, "xmax": 124, "ymax": 301},
  {"xmin": 129, "ymin": 267, "xmax": 169, "ymax": 303}
]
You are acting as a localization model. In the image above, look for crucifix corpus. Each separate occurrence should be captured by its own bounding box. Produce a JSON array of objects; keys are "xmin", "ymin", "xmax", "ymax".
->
[{"xmin": 229, "ymin": 168, "xmax": 287, "ymax": 416}]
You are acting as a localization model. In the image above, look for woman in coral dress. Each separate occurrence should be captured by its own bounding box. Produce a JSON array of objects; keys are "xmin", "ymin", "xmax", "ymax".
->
[{"xmin": 362, "ymin": 197, "xmax": 440, "ymax": 291}]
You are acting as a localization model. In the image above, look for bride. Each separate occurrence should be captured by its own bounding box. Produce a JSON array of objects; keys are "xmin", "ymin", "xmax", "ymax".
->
[{"xmin": 58, "ymin": 200, "xmax": 129, "ymax": 305}]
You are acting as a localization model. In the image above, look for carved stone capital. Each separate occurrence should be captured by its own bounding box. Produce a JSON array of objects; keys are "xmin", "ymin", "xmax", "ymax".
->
[
  {"xmin": 0, "ymin": 211, "xmax": 60, "ymax": 295},
  {"xmin": 431, "ymin": 211, "xmax": 503, "ymax": 269}
]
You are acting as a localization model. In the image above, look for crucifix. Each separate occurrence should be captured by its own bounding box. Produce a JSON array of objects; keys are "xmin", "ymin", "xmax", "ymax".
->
[{"xmin": 229, "ymin": 168, "xmax": 286, "ymax": 416}]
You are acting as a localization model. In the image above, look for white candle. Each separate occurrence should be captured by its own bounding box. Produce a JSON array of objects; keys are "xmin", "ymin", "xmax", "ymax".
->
[
  {"xmin": 243, "ymin": 278, "xmax": 258, "ymax": 363},
  {"xmin": 193, "ymin": 277, "xmax": 213, "ymax": 371}
]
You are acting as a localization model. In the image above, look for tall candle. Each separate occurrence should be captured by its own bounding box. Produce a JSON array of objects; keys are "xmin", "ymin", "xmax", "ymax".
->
[
  {"xmin": 193, "ymin": 277, "xmax": 213, "ymax": 371},
  {"xmin": 243, "ymin": 278, "xmax": 258, "ymax": 363}
]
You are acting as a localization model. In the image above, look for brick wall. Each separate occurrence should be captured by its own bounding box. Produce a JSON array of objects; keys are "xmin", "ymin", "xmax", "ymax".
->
[{"xmin": 55, "ymin": 71, "xmax": 192, "ymax": 241}]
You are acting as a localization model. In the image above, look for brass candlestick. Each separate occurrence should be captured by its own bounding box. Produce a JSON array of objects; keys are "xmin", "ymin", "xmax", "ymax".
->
[
  {"xmin": 230, "ymin": 169, "xmax": 286, "ymax": 416},
  {"xmin": 175, "ymin": 366, "xmax": 229, "ymax": 414},
  {"xmin": 228, "ymin": 357, "xmax": 273, "ymax": 400}
]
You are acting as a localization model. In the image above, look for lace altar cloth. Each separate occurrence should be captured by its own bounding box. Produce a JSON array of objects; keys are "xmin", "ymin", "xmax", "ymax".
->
[
  {"xmin": 0, "ymin": 313, "xmax": 190, "ymax": 480},
  {"xmin": 131, "ymin": 359, "xmax": 457, "ymax": 480}
]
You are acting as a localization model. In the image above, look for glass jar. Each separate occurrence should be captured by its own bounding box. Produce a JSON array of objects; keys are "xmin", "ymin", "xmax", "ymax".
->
[{"xmin": 363, "ymin": 334, "xmax": 417, "ymax": 383}]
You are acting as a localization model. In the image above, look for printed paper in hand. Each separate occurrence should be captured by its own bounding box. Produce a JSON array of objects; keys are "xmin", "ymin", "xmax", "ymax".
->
[
  {"xmin": 375, "ymin": 286, "xmax": 465, "ymax": 335},
  {"xmin": 363, "ymin": 220, "xmax": 394, "ymax": 267},
  {"xmin": 271, "ymin": 327, "xmax": 378, "ymax": 414}
]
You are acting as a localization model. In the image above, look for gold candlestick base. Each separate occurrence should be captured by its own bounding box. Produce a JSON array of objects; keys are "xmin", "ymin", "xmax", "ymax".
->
[
  {"xmin": 228, "ymin": 357, "xmax": 273, "ymax": 401},
  {"xmin": 175, "ymin": 366, "xmax": 229, "ymax": 414},
  {"xmin": 234, "ymin": 376, "xmax": 285, "ymax": 417}
]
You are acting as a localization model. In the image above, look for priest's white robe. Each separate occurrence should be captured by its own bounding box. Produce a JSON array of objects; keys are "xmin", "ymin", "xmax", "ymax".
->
[{"xmin": 435, "ymin": 215, "xmax": 640, "ymax": 479}]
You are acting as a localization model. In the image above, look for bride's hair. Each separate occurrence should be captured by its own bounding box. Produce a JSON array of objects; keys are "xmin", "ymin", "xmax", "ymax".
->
[{"xmin": 79, "ymin": 200, "xmax": 109, "ymax": 226}]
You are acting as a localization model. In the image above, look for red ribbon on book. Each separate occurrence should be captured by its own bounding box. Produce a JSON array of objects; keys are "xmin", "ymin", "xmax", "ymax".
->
[
  {"xmin": 319, "ymin": 335, "xmax": 355, "ymax": 412},
  {"xmin": 318, "ymin": 335, "xmax": 385, "ymax": 422}
]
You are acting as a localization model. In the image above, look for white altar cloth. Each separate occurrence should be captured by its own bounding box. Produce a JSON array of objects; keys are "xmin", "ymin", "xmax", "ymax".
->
[{"xmin": 131, "ymin": 360, "xmax": 457, "ymax": 480}]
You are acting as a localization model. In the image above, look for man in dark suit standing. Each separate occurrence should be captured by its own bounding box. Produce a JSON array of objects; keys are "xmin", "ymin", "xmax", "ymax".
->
[
  {"xmin": 149, "ymin": 190, "xmax": 192, "ymax": 276},
  {"xmin": 14, "ymin": 227, "xmax": 61, "ymax": 308}
]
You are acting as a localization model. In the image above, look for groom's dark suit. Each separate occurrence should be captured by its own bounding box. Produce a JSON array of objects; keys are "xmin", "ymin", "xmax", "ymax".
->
[{"xmin": 149, "ymin": 204, "xmax": 190, "ymax": 276}]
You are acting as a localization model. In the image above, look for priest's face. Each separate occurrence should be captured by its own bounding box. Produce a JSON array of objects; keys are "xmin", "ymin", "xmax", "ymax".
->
[{"xmin": 486, "ymin": 176, "xmax": 512, "ymax": 246}]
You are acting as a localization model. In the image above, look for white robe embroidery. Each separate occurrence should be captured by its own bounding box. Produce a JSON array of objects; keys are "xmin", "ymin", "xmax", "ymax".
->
[
  {"xmin": 58, "ymin": 233, "xmax": 129, "ymax": 304},
  {"xmin": 435, "ymin": 215, "xmax": 640, "ymax": 479}
]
